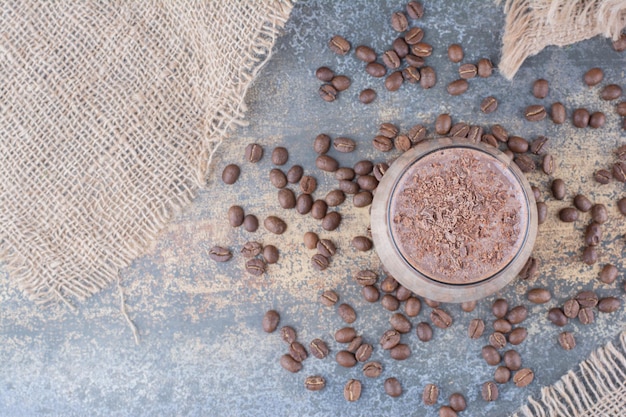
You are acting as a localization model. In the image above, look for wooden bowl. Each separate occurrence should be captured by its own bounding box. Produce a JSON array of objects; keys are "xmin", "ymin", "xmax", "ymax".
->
[{"xmin": 371, "ymin": 138, "xmax": 538, "ymax": 303}]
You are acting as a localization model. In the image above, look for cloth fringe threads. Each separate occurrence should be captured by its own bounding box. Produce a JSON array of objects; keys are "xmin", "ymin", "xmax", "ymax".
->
[
  {"xmin": 499, "ymin": 0, "xmax": 626, "ymax": 79},
  {"xmin": 0, "ymin": 1, "xmax": 293, "ymax": 306},
  {"xmin": 514, "ymin": 331, "xmax": 626, "ymax": 417}
]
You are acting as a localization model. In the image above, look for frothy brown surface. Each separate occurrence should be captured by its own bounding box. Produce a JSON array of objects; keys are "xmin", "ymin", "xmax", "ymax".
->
[{"xmin": 390, "ymin": 148, "xmax": 527, "ymax": 284}]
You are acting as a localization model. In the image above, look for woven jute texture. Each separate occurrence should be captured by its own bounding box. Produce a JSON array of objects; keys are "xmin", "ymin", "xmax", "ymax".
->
[
  {"xmin": 0, "ymin": 0, "xmax": 293, "ymax": 305},
  {"xmin": 514, "ymin": 331, "xmax": 626, "ymax": 417},
  {"xmin": 499, "ymin": 0, "xmax": 626, "ymax": 79}
]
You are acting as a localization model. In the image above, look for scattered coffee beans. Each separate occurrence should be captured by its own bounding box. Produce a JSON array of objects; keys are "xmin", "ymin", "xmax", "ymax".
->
[
  {"xmin": 482, "ymin": 381, "xmax": 499, "ymax": 401},
  {"xmin": 558, "ymin": 331, "xmax": 576, "ymax": 350},
  {"xmin": 304, "ymin": 375, "xmax": 325, "ymax": 391},
  {"xmin": 222, "ymin": 164, "xmax": 240, "ymax": 184},
  {"xmin": 343, "ymin": 379, "xmax": 362, "ymax": 402},
  {"xmin": 262, "ymin": 310, "xmax": 280, "ymax": 333}
]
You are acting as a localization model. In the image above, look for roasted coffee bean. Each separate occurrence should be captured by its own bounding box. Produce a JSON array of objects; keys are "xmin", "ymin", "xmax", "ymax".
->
[
  {"xmin": 355, "ymin": 343, "xmax": 373, "ymax": 362},
  {"xmin": 339, "ymin": 179, "xmax": 360, "ymax": 195},
  {"xmin": 311, "ymin": 199, "xmax": 328, "ymax": 220},
  {"xmin": 559, "ymin": 207, "xmax": 579, "ymax": 222},
  {"xmin": 246, "ymin": 258, "xmax": 266, "ymax": 276},
  {"xmin": 395, "ymin": 285, "xmax": 411, "ymax": 302},
  {"xmin": 405, "ymin": 297, "xmax": 422, "ymax": 317},
  {"xmin": 482, "ymin": 381, "xmax": 499, "ymax": 401},
  {"xmin": 578, "ymin": 307, "xmax": 595, "ymax": 325},
  {"xmin": 573, "ymin": 194, "xmax": 592, "ymax": 212},
  {"xmin": 352, "ymin": 236, "xmax": 373, "ymax": 251},
  {"xmin": 423, "ymin": 384, "xmax": 439, "ymax": 406},
  {"xmin": 331, "ymin": 75, "xmax": 351, "ymax": 92},
  {"xmin": 353, "ymin": 191, "xmax": 373, "ymax": 208},
  {"xmin": 393, "ymin": 37, "xmax": 409, "ymax": 57},
  {"xmin": 344, "ymin": 379, "xmax": 362, "ymax": 402},
  {"xmin": 311, "ymin": 254, "xmax": 329, "ymax": 271},
  {"xmin": 598, "ymin": 297, "xmax": 621, "ymax": 313},
  {"xmin": 528, "ymin": 288, "xmax": 551, "ymax": 304},
  {"xmin": 264, "ymin": 216, "xmax": 287, "ymax": 235},
  {"xmin": 373, "ymin": 135, "xmax": 394, "ymax": 152},
  {"xmin": 384, "ymin": 377, "xmax": 403, "ymax": 397},
  {"xmin": 271, "ymin": 147, "xmax": 288, "ymax": 166},
  {"xmin": 583, "ymin": 67, "xmax": 603, "ymax": 86},
  {"xmin": 336, "ymin": 350, "xmax": 357, "ymax": 368},
  {"xmin": 296, "ymin": 194, "xmax": 313, "ymax": 215},
  {"xmin": 449, "ymin": 393, "xmax": 467, "ymax": 412},
  {"xmin": 519, "ymin": 256, "xmax": 539, "ymax": 280},
  {"xmin": 450, "ymin": 122, "xmax": 469, "ymax": 138},
  {"xmin": 448, "ymin": 44, "xmax": 464, "ymax": 62},
  {"xmin": 412, "ymin": 42, "xmax": 432, "ymax": 57},
  {"xmin": 461, "ymin": 300, "xmax": 477, "ymax": 312},
  {"xmin": 382, "ymin": 50, "xmax": 401, "ymax": 69},
  {"xmin": 373, "ymin": 163, "xmax": 389, "ymax": 181},
  {"xmin": 614, "ymin": 161, "xmax": 626, "ymax": 182},
  {"xmin": 316, "ymin": 155, "xmax": 339, "ymax": 172},
  {"xmin": 357, "ymin": 175, "xmax": 379, "ymax": 190},
  {"xmin": 493, "ymin": 319, "xmax": 512, "ymax": 334},
  {"xmin": 558, "ymin": 331, "xmax": 576, "ymax": 350},
  {"xmin": 494, "ymin": 366, "xmax": 511, "ymax": 384},
  {"xmin": 420, "ymin": 66, "xmax": 436, "ymax": 89},
  {"xmin": 591, "ymin": 204, "xmax": 608, "ymax": 224},
  {"xmin": 575, "ymin": 290, "xmax": 598, "ymax": 308},
  {"xmin": 563, "ymin": 299, "xmax": 580, "ymax": 318},
  {"xmin": 285, "ymin": 166, "xmax": 303, "ymax": 185},
  {"xmin": 482, "ymin": 345, "xmax": 501, "ymax": 365},
  {"xmin": 355, "ymin": 45, "xmax": 377, "ymax": 63},
  {"xmin": 245, "ymin": 143, "xmax": 263, "ymax": 163},
  {"xmin": 589, "ymin": 112, "xmax": 606, "ymax": 128},
  {"xmin": 315, "ymin": 66, "xmax": 335, "ymax": 82},
  {"xmin": 209, "ymin": 246, "xmax": 232, "ymax": 262},
  {"xmin": 468, "ymin": 319, "xmax": 486, "ymax": 339},
  {"xmin": 319, "ymin": 84, "xmax": 337, "ymax": 102},
  {"xmin": 572, "ymin": 108, "xmax": 590, "ymax": 128},
  {"xmin": 391, "ymin": 11, "xmax": 408, "ymax": 32},
  {"xmin": 447, "ymin": 79, "xmax": 469, "ymax": 95},
  {"xmin": 551, "ymin": 178, "xmax": 566, "ymax": 200},
  {"xmin": 329, "ymin": 35, "xmax": 350, "ymax": 55},
  {"xmin": 585, "ymin": 222, "xmax": 602, "ymax": 246},
  {"xmin": 290, "ymin": 341, "xmax": 308, "ymax": 362},
  {"xmin": 395, "ymin": 134, "xmax": 412, "ymax": 151},
  {"xmin": 366, "ymin": 62, "xmax": 387, "ymax": 78},
  {"xmin": 431, "ymin": 308, "xmax": 453, "ymax": 329},
  {"xmin": 355, "ymin": 269, "xmax": 378, "ymax": 286},
  {"xmin": 468, "ymin": 126, "xmax": 483, "ymax": 142},
  {"xmin": 491, "ymin": 124, "xmax": 509, "ymax": 142},
  {"xmin": 243, "ymin": 214, "xmax": 259, "ymax": 232},
  {"xmin": 478, "ymin": 58, "xmax": 493, "ymax": 77},
  {"xmin": 325, "ymin": 189, "xmax": 345, "ymax": 206},
  {"xmin": 404, "ymin": 27, "xmax": 424, "ymax": 45},
  {"xmin": 515, "ymin": 155, "xmax": 535, "ymax": 173},
  {"xmin": 278, "ymin": 188, "xmax": 296, "ymax": 209},
  {"xmin": 514, "ymin": 368, "xmax": 534, "ymax": 387},
  {"xmin": 320, "ymin": 289, "xmax": 338, "ymax": 306},
  {"xmin": 353, "ymin": 160, "xmax": 373, "ymax": 175},
  {"xmin": 406, "ymin": 54, "xmax": 425, "ymax": 67},
  {"xmin": 536, "ymin": 202, "xmax": 548, "ymax": 224},
  {"xmin": 619, "ymin": 197, "xmax": 626, "ymax": 215},
  {"xmin": 313, "ymin": 134, "xmax": 331, "ymax": 154},
  {"xmin": 504, "ymin": 350, "xmax": 522, "ymax": 371},
  {"xmin": 508, "ymin": 136, "xmax": 529, "ymax": 153},
  {"xmin": 551, "ymin": 102, "xmax": 566, "ymax": 124},
  {"xmin": 360, "ymin": 285, "xmax": 378, "ymax": 302},
  {"xmin": 525, "ymin": 105, "xmax": 547, "ymax": 121},
  {"xmin": 270, "ymin": 168, "xmax": 288, "ymax": 188},
  {"xmin": 280, "ymin": 354, "xmax": 302, "ymax": 373},
  {"xmin": 600, "ymin": 84, "xmax": 622, "ymax": 101},
  {"xmin": 262, "ymin": 310, "xmax": 280, "ymax": 333},
  {"xmin": 548, "ymin": 307, "xmax": 568, "ymax": 327},
  {"xmin": 385, "ymin": 71, "xmax": 404, "ymax": 91},
  {"xmin": 507, "ymin": 306, "xmax": 528, "ymax": 324},
  {"xmin": 459, "ymin": 63, "xmax": 477, "ymax": 79},
  {"xmin": 347, "ymin": 337, "xmax": 363, "ymax": 353},
  {"xmin": 359, "ymin": 88, "xmax": 377, "ymax": 104},
  {"xmin": 416, "ymin": 322, "xmax": 433, "ymax": 342},
  {"xmin": 380, "ymin": 329, "xmax": 401, "ymax": 350},
  {"xmin": 363, "ymin": 361, "xmax": 383, "ymax": 378},
  {"xmin": 532, "ymin": 79, "xmax": 549, "ymax": 98},
  {"xmin": 221, "ymin": 164, "xmax": 240, "ymax": 185},
  {"xmin": 335, "ymin": 167, "xmax": 355, "ymax": 181},
  {"xmin": 228, "ymin": 205, "xmax": 245, "ymax": 227},
  {"xmin": 338, "ymin": 303, "xmax": 357, "ymax": 324},
  {"xmin": 599, "ymin": 264, "xmax": 618, "ymax": 284},
  {"xmin": 594, "ymin": 169, "xmax": 612, "ymax": 184},
  {"xmin": 310, "ymin": 338, "xmax": 330, "ymax": 360},
  {"xmin": 241, "ymin": 241, "xmax": 263, "ymax": 258},
  {"xmin": 299, "ymin": 176, "xmax": 317, "ymax": 195},
  {"xmin": 617, "ymin": 102, "xmax": 626, "ymax": 117},
  {"xmin": 481, "ymin": 96, "xmax": 498, "ymax": 113},
  {"xmin": 489, "ymin": 332, "xmax": 507, "ymax": 349},
  {"xmin": 304, "ymin": 375, "xmax": 325, "ymax": 391},
  {"xmin": 406, "ymin": 1, "xmax": 424, "ymax": 18},
  {"xmin": 492, "ymin": 299, "xmax": 509, "ymax": 318},
  {"xmin": 424, "ymin": 299, "xmax": 440, "ymax": 308},
  {"xmin": 335, "ymin": 327, "xmax": 357, "ymax": 344},
  {"xmin": 582, "ymin": 246, "xmax": 598, "ymax": 265},
  {"xmin": 390, "ymin": 313, "xmax": 412, "ymax": 334},
  {"xmin": 381, "ymin": 276, "xmax": 398, "ymax": 293},
  {"xmin": 435, "ymin": 113, "xmax": 452, "ymax": 135}
]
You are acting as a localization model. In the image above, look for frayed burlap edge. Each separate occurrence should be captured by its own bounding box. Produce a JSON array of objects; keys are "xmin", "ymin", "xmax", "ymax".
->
[
  {"xmin": 513, "ymin": 331, "xmax": 626, "ymax": 417},
  {"xmin": 498, "ymin": 0, "xmax": 626, "ymax": 80}
]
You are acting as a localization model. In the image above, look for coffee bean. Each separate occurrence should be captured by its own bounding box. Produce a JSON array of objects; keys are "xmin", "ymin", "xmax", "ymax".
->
[
  {"xmin": 598, "ymin": 297, "xmax": 621, "ymax": 313},
  {"xmin": 373, "ymin": 135, "xmax": 394, "ymax": 152},
  {"xmin": 311, "ymin": 199, "xmax": 328, "ymax": 220},
  {"xmin": 459, "ymin": 63, "xmax": 477, "ymax": 79},
  {"xmin": 420, "ymin": 66, "xmax": 436, "ymax": 89},
  {"xmin": 354, "ymin": 160, "xmax": 374, "ymax": 175},
  {"xmin": 391, "ymin": 11, "xmax": 408, "ymax": 32},
  {"xmin": 559, "ymin": 207, "xmax": 579, "ymax": 222},
  {"xmin": 329, "ymin": 35, "xmax": 350, "ymax": 55},
  {"xmin": 431, "ymin": 308, "xmax": 453, "ymax": 329},
  {"xmin": 245, "ymin": 143, "xmax": 263, "ymax": 163},
  {"xmin": 467, "ymin": 318, "xmax": 486, "ymax": 340},
  {"xmin": 447, "ymin": 79, "xmax": 469, "ymax": 95},
  {"xmin": 515, "ymin": 155, "xmax": 536, "ymax": 173},
  {"xmin": 352, "ymin": 236, "xmax": 373, "ymax": 251},
  {"xmin": 504, "ymin": 350, "xmax": 522, "ymax": 371},
  {"xmin": 311, "ymin": 252, "xmax": 330, "ymax": 270},
  {"xmin": 334, "ymin": 168, "xmax": 355, "ymax": 182},
  {"xmin": 355, "ymin": 269, "xmax": 378, "ymax": 286},
  {"xmin": 331, "ymin": 75, "xmax": 351, "ymax": 92},
  {"xmin": 241, "ymin": 241, "xmax": 263, "ymax": 258},
  {"xmin": 518, "ymin": 257, "xmax": 539, "ymax": 280},
  {"xmin": 585, "ymin": 222, "xmax": 602, "ymax": 246},
  {"xmin": 575, "ymin": 290, "xmax": 598, "ymax": 308},
  {"xmin": 314, "ymin": 156, "xmax": 338, "ymax": 173},
  {"xmin": 313, "ymin": 134, "xmax": 331, "ymax": 155},
  {"xmin": 591, "ymin": 204, "xmax": 608, "ymax": 224},
  {"xmin": 537, "ymin": 202, "xmax": 548, "ymax": 224},
  {"xmin": 394, "ymin": 286, "xmax": 411, "ymax": 302},
  {"xmin": 336, "ymin": 350, "xmax": 358, "ymax": 369},
  {"xmin": 598, "ymin": 264, "xmax": 618, "ymax": 284},
  {"xmin": 269, "ymin": 168, "xmax": 288, "ymax": 189},
  {"xmin": 571, "ymin": 194, "xmax": 592, "ymax": 212},
  {"xmin": 381, "ymin": 294, "xmax": 400, "ymax": 311},
  {"xmin": 355, "ymin": 343, "xmax": 373, "ymax": 362},
  {"xmin": 614, "ymin": 161, "xmax": 626, "ymax": 182},
  {"xmin": 594, "ymin": 169, "xmax": 612, "ymax": 184},
  {"xmin": 494, "ymin": 319, "xmax": 512, "ymax": 334},
  {"xmin": 308, "ymin": 339, "xmax": 330, "ymax": 361},
  {"xmin": 226, "ymin": 206, "xmax": 245, "ymax": 229},
  {"xmin": 563, "ymin": 299, "xmax": 580, "ymax": 318},
  {"xmin": 548, "ymin": 307, "xmax": 568, "ymax": 327},
  {"xmin": 448, "ymin": 44, "xmax": 464, "ymax": 62},
  {"xmin": 357, "ymin": 175, "xmax": 379, "ymax": 190},
  {"xmin": 407, "ymin": 1, "xmax": 424, "ymax": 18},
  {"xmin": 339, "ymin": 179, "xmax": 360, "ymax": 195},
  {"xmin": 551, "ymin": 178, "xmax": 566, "ymax": 200},
  {"xmin": 304, "ymin": 375, "xmax": 325, "ymax": 392},
  {"xmin": 243, "ymin": 214, "xmax": 259, "ymax": 232},
  {"xmin": 491, "ymin": 124, "xmax": 509, "ymax": 142},
  {"xmin": 208, "ymin": 245, "xmax": 232, "ymax": 262},
  {"xmin": 617, "ymin": 102, "xmax": 626, "ymax": 117},
  {"xmin": 416, "ymin": 322, "xmax": 433, "ymax": 342},
  {"xmin": 532, "ymin": 79, "xmax": 549, "ymax": 98},
  {"xmin": 525, "ymin": 105, "xmax": 547, "ymax": 121},
  {"xmin": 362, "ymin": 285, "xmax": 380, "ymax": 302},
  {"xmin": 373, "ymin": 163, "xmax": 389, "ymax": 181},
  {"xmin": 295, "ymin": 194, "xmax": 313, "ymax": 215},
  {"xmin": 448, "ymin": 393, "xmax": 467, "ymax": 412},
  {"xmin": 390, "ymin": 313, "xmax": 412, "ymax": 334},
  {"xmin": 572, "ymin": 108, "xmax": 590, "ymax": 128},
  {"xmin": 263, "ymin": 216, "xmax": 287, "ymax": 235},
  {"xmin": 382, "ymin": 50, "xmax": 401, "ymax": 69},
  {"xmin": 514, "ymin": 368, "xmax": 534, "ymax": 387},
  {"xmin": 494, "ymin": 366, "xmax": 511, "ymax": 384},
  {"xmin": 395, "ymin": 134, "xmax": 412, "ymax": 151},
  {"xmin": 403, "ymin": 297, "xmax": 421, "ymax": 317},
  {"xmin": 380, "ymin": 329, "xmax": 401, "ymax": 350},
  {"xmin": 359, "ymin": 89, "xmax": 377, "ymax": 104},
  {"xmin": 450, "ymin": 122, "xmax": 469, "ymax": 138},
  {"xmin": 583, "ymin": 245, "xmax": 599, "ymax": 265},
  {"xmin": 467, "ymin": 126, "xmax": 483, "ymax": 143},
  {"xmin": 392, "ymin": 37, "xmax": 409, "ymax": 57},
  {"xmin": 271, "ymin": 147, "xmax": 288, "ymax": 166},
  {"xmin": 583, "ymin": 67, "xmax": 603, "ymax": 86},
  {"xmin": 489, "ymin": 332, "xmax": 507, "ymax": 349},
  {"xmin": 482, "ymin": 381, "xmax": 499, "ymax": 401},
  {"xmin": 423, "ymin": 384, "xmax": 439, "ymax": 406},
  {"xmin": 550, "ymin": 102, "xmax": 566, "ymax": 124},
  {"xmin": 492, "ymin": 299, "xmax": 509, "ymax": 318},
  {"xmin": 319, "ymin": 84, "xmax": 337, "ymax": 102},
  {"xmin": 344, "ymin": 379, "xmax": 362, "ymax": 402},
  {"xmin": 315, "ymin": 66, "xmax": 335, "ymax": 82},
  {"xmin": 355, "ymin": 45, "xmax": 376, "ymax": 63},
  {"xmin": 319, "ymin": 289, "xmax": 338, "ymax": 307},
  {"xmin": 289, "ymin": 341, "xmax": 308, "ymax": 362},
  {"xmin": 366, "ymin": 62, "xmax": 387, "ymax": 78},
  {"xmin": 589, "ymin": 112, "xmax": 606, "ymax": 128},
  {"xmin": 482, "ymin": 345, "xmax": 501, "ymax": 365},
  {"xmin": 347, "ymin": 335, "xmax": 363, "ymax": 353},
  {"xmin": 280, "ymin": 354, "xmax": 302, "ymax": 373},
  {"xmin": 558, "ymin": 331, "xmax": 576, "ymax": 350},
  {"xmin": 406, "ymin": 54, "xmax": 425, "ymax": 67},
  {"xmin": 221, "ymin": 164, "xmax": 240, "ymax": 185},
  {"xmin": 424, "ymin": 298, "xmax": 440, "ymax": 308},
  {"xmin": 481, "ymin": 96, "xmax": 498, "ymax": 113},
  {"xmin": 338, "ymin": 303, "xmax": 357, "ymax": 324},
  {"xmin": 385, "ymin": 71, "xmax": 404, "ymax": 91},
  {"xmin": 508, "ymin": 136, "xmax": 529, "ymax": 153},
  {"xmin": 384, "ymin": 377, "xmax": 402, "ymax": 397},
  {"xmin": 335, "ymin": 327, "xmax": 357, "ymax": 344},
  {"xmin": 578, "ymin": 307, "xmax": 595, "ymax": 325},
  {"xmin": 507, "ymin": 306, "xmax": 528, "ymax": 325},
  {"xmin": 412, "ymin": 42, "xmax": 433, "ymax": 57},
  {"xmin": 299, "ymin": 176, "xmax": 317, "ymax": 194},
  {"xmin": 461, "ymin": 300, "xmax": 477, "ymax": 312},
  {"xmin": 600, "ymin": 84, "xmax": 622, "ymax": 101},
  {"xmin": 435, "ymin": 114, "xmax": 452, "ymax": 135},
  {"xmin": 353, "ymin": 191, "xmax": 373, "ymax": 208},
  {"xmin": 618, "ymin": 197, "xmax": 626, "ymax": 215},
  {"xmin": 404, "ymin": 27, "xmax": 424, "ymax": 45},
  {"xmin": 277, "ymin": 188, "xmax": 296, "ymax": 209},
  {"xmin": 246, "ymin": 258, "xmax": 266, "ymax": 276},
  {"xmin": 363, "ymin": 361, "xmax": 383, "ymax": 378},
  {"xmin": 262, "ymin": 310, "xmax": 280, "ymax": 333},
  {"xmin": 528, "ymin": 288, "xmax": 551, "ymax": 304}
]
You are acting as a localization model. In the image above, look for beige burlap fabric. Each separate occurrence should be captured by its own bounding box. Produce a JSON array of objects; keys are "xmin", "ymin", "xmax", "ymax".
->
[
  {"xmin": 514, "ymin": 331, "xmax": 626, "ymax": 417},
  {"xmin": 0, "ymin": 0, "xmax": 293, "ymax": 305},
  {"xmin": 499, "ymin": 0, "xmax": 626, "ymax": 79}
]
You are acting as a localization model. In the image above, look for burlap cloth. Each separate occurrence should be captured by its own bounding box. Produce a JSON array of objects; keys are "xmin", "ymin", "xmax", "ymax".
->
[{"xmin": 0, "ymin": 1, "xmax": 293, "ymax": 306}]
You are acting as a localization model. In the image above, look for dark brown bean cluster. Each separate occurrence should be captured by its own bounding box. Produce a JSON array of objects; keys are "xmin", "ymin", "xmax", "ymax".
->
[
  {"xmin": 315, "ymin": 64, "xmax": 352, "ymax": 102},
  {"xmin": 593, "ymin": 144, "xmax": 626, "ymax": 185}
]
